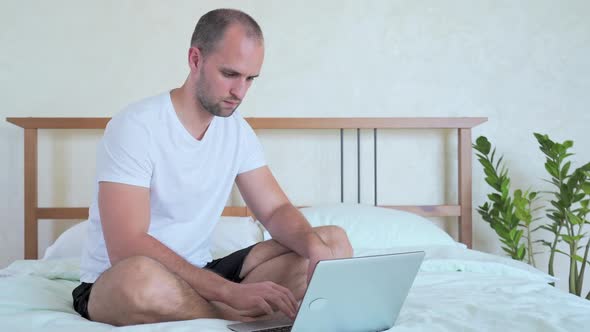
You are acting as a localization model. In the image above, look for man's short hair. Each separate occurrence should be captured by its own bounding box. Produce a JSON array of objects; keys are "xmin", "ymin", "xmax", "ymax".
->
[{"xmin": 190, "ymin": 8, "xmax": 263, "ymax": 56}]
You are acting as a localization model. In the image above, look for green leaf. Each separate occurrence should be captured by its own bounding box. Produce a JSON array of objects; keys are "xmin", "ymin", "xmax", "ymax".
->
[
  {"xmin": 545, "ymin": 163, "xmax": 559, "ymax": 178},
  {"xmin": 479, "ymin": 158, "xmax": 495, "ymax": 172},
  {"xmin": 515, "ymin": 211, "xmax": 529, "ymax": 223},
  {"xmin": 535, "ymin": 240, "xmax": 553, "ymax": 247},
  {"xmin": 496, "ymin": 227, "xmax": 509, "ymax": 239},
  {"xmin": 501, "ymin": 178, "xmax": 510, "ymax": 196},
  {"xmin": 562, "ymin": 234, "xmax": 584, "ymax": 244},
  {"xmin": 534, "ymin": 133, "xmax": 548, "ymax": 146},
  {"xmin": 557, "ymin": 144, "xmax": 567, "ymax": 156},
  {"xmin": 496, "ymin": 156, "xmax": 504, "ymax": 170},
  {"xmin": 567, "ymin": 212, "xmax": 583, "ymax": 225},
  {"xmin": 517, "ymin": 246, "xmax": 526, "ymax": 260},
  {"xmin": 550, "ymin": 200, "xmax": 564, "ymax": 211},
  {"xmin": 573, "ymin": 255, "xmax": 587, "ymax": 264},
  {"xmin": 483, "ymin": 167, "xmax": 496, "ymax": 178},
  {"xmin": 573, "ymin": 193, "xmax": 585, "ymax": 203},
  {"xmin": 508, "ymin": 228, "xmax": 517, "ymax": 240},
  {"xmin": 485, "ymin": 178, "xmax": 500, "ymax": 191},
  {"xmin": 543, "ymin": 178, "xmax": 560, "ymax": 187},
  {"xmin": 488, "ymin": 193, "xmax": 502, "ymax": 204},
  {"xmin": 474, "ymin": 136, "xmax": 491, "ymax": 154},
  {"xmin": 561, "ymin": 161, "xmax": 572, "ymax": 179},
  {"xmin": 534, "ymin": 225, "xmax": 553, "ymax": 233},
  {"xmin": 501, "ymin": 246, "xmax": 514, "ymax": 257},
  {"xmin": 582, "ymin": 183, "xmax": 590, "ymax": 195},
  {"xmin": 551, "ymin": 144, "xmax": 561, "ymax": 156},
  {"xmin": 515, "ymin": 229, "xmax": 523, "ymax": 241}
]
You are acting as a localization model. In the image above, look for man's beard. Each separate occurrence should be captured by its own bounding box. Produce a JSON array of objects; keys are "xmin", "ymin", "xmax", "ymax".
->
[{"xmin": 195, "ymin": 80, "xmax": 240, "ymax": 118}]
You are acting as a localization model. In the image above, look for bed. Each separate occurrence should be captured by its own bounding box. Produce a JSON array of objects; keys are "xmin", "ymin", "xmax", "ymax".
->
[{"xmin": 3, "ymin": 116, "xmax": 590, "ymax": 331}]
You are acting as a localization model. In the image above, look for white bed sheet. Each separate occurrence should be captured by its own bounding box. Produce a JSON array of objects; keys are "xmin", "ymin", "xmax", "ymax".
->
[{"xmin": 1, "ymin": 247, "xmax": 589, "ymax": 332}]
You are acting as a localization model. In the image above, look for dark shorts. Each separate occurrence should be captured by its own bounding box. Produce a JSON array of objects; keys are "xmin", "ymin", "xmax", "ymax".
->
[{"xmin": 72, "ymin": 244, "xmax": 258, "ymax": 320}]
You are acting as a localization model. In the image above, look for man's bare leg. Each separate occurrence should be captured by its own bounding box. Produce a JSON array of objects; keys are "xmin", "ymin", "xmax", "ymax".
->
[
  {"xmin": 87, "ymin": 226, "xmax": 352, "ymax": 325},
  {"xmin": 227, "ymin": 225, "xmax": 354, "ymax": 319},
  {"xmin": 243, "ymin": 225, "xmax": 352, "ymax": 292},
  {"xmin": 240, "ymin": 226, "xmax": 353, "ymax": 286},
  {"xmin": 87, "ymin": 256, "xmax": 243, "ymax": 326}
]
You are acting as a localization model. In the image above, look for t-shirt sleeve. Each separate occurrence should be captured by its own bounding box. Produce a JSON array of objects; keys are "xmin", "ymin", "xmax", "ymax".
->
[
  {"xmin": 96, "ymin": 114, "xmax": 153, "ymax": 188},
  {"xmin": 238, "ymin": 118, "xmax": 266, "ymax": 174}
]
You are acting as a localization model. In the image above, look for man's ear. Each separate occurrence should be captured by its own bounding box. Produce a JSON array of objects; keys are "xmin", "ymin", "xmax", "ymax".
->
[{"xmin": 188, "ymin": 46, "xmax": 202, "ymax": 73}]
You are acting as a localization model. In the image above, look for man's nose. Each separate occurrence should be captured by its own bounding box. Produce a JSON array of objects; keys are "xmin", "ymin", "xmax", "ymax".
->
[{"xmin": 230, "ymin": 80, "xmax": 248, "ymax": 100}]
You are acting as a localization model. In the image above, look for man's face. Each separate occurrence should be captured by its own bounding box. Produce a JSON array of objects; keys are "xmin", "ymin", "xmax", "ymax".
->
[{"xmin": 194, "ymin": 25, "xmax": 264, "ymax": 117}]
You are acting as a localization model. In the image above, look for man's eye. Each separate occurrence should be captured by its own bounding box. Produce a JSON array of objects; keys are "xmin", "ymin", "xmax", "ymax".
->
[{"xmin": 223, "ymin": 72, "xmax": 238, "ymax": 77}]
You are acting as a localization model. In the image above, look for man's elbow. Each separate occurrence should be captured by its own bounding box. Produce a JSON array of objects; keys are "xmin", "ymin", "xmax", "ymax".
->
[{"xmin": 104, "ymin": 234, "xmax": 145, "ymax": 266}]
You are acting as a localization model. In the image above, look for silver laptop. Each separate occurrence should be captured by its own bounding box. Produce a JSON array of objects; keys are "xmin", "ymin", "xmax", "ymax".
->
[{"xmin": 227, "ymin": 251, "xmax": 425, "ymax": 332}]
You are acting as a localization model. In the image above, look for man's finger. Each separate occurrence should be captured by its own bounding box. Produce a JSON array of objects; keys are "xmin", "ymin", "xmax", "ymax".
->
[
  {"xmin": 256, "ymin": 297, "xmax": 274, "ymax": 316},
  {"xmin": 269, "ymin": 284, "xmax": 295, "ymax": 309},
  {"xmin": 271, "ymin": 283, "xmax": 298, "ymax": 312},
  {"xmin": 267, "ymin": 293, "xmax": 295, "ymax": 319},
  {"xmin": 238, "ymin": 307, "xmax": 266, "ymax": 317},
  {"xmin": 237, "ymin": 315, "xmax": 257, "ymax": 323},
  {"xmin": 263, "ymin": 282, "xmax": 296, "ymax": 316}
]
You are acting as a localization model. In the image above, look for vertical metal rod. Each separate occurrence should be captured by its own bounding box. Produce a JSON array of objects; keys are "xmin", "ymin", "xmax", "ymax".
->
[
  {"xmin": 374, "ymin": 128, "xmax": 377, "ymax": 206},
  {"xmin": 340, "ymin": 128, "xmax": 344, "ymax": 203},
  {"xmin": 357, "ymin": 128, "xmax": 360, "ymax": 204}
]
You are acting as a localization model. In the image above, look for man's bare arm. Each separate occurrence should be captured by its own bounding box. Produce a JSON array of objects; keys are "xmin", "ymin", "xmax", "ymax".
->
[
  {"xmin": 235, "ymin": 167, "xmax": 333, "ymax": 261},
  {"xmin": 98, "ymin": 181, "xmax": 296, "ymax": 318},
  {"xmin": 98, "ymin": 182, "xmax": 231, "ymax": 301}
]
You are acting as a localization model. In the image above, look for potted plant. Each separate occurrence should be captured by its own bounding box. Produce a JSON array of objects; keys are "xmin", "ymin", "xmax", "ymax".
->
[{"xmin": 474, "ymin": 134, "xmax": 590, "ymax": 299}]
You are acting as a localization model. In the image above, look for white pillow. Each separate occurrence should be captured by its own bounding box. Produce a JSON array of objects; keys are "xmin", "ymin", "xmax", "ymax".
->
[
  {"xmin": 42, "ymin": 221, "xmax": 88, "ymax": 260},
  {"xmin": 209, "ymin": 216, "xmax": 264, "ymax": 259},
  {"xmin": 43, "ymin": 217, "xmax": 264, "ymax": 260},
  {"xmin": 263, "ymin": 203, "xmax": 460, "ymax": 249}
]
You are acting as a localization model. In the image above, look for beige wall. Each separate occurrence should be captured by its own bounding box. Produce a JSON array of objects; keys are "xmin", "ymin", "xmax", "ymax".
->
[{"xmin": 2, "ymin": 0, "xmax": 589, "ymax": 293}]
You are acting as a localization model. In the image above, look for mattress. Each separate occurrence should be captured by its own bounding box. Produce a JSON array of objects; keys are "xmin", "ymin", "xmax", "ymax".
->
[{"xmin": 1, "ymin": 246, "xmax": 588, "ymax": 332}]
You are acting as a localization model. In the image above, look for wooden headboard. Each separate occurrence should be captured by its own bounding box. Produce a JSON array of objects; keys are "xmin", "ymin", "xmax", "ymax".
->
[{"xmin": 6, "ymin": 117, "xmax": 487, "ymax": 259}]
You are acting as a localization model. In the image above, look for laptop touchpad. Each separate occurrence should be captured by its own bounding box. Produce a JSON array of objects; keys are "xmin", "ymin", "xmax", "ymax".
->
[{"xmin": 309, "ymin": 298, "xmax": 328, "ymax": 310}]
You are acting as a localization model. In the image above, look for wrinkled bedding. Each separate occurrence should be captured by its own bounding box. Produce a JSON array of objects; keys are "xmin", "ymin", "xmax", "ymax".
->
[{"xmin": 1, "ymin": 246, "xmax": 588, "ymax": 332}]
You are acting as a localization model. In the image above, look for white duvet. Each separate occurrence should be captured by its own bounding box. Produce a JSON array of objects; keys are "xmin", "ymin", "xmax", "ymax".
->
[{"xmin": 1, "ymin": 246, "xmax": 589, "ymax": 332}]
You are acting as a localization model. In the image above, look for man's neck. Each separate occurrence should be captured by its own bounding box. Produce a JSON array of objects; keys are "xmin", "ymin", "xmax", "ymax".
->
[{"xmin": 170, "ymin": 84, "xmax": 214, "ymax": 141}]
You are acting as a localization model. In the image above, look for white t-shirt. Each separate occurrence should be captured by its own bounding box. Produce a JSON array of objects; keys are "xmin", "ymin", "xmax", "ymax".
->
[{"xmin": 80, "ymin": 92, "xmax": 266, "ymax": 283}]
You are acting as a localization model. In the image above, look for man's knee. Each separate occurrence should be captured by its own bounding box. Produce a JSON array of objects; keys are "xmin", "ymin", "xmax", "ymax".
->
[
  {"xmin": 123, "ymin": 257, "xmax": 190, "ymax": 312},
  {"xmin": 113, "ymin": 255, "xmax": 164, "ymax": 276},
  {"xmin": 107, "ymin": 256, "xmax": 165, "ymax": 292},
  {"xmin": 314, "ymin": 225, "xmax": 354, "ymax": 257},
  {"xmin": 90, "ymin": 256, "xmax": 191, "ymax": 324}
]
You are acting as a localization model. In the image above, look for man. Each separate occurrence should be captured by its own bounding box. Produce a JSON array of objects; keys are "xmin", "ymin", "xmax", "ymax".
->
[{"xmin": 72, "ymin": 8, "xmax": 353, "ymax": 326}]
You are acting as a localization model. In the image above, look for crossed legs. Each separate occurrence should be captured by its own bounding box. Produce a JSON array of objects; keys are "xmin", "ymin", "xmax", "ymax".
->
[{"xmin": 86, "ymin": 225, "xmax": 353, "ymax": 326}]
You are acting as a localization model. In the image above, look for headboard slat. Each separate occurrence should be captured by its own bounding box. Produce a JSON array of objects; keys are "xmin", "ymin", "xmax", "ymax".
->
[
  {"xmin": 7, "ymin": 117, "xmax": 487, "ymax": 130},
  {"xmin": 34, "ymin": 204, "xmax": 462, "ymax": 221},
  {"xmin": 458, "ymin": 128, "xmax": 474, "ymax": 245},
  {"xmin": 24, "ymin": 129, "xmax": 38, "ymax": 260}
]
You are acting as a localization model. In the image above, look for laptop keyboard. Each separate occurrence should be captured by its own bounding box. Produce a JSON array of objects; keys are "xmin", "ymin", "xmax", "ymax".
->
[{"xmin": 254, "ymin": 326, "xmax": 292, "ymax": 332}]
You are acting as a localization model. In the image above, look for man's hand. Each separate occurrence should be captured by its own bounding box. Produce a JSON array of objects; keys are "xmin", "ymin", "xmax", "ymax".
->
[{"xmin": 223, "ymin": 281, "xmax": 299, "ymax": 320}]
